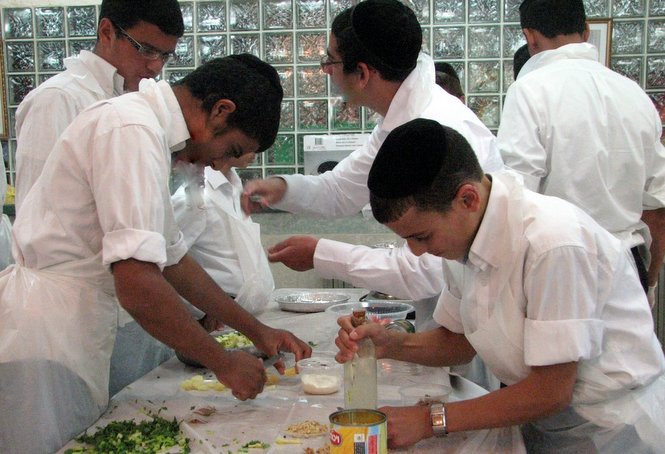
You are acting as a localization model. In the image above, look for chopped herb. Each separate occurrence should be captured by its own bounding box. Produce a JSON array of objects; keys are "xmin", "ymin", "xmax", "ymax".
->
[{"xmin": 308, "ymin": 341, "xmax": 318, "ymax": 347}]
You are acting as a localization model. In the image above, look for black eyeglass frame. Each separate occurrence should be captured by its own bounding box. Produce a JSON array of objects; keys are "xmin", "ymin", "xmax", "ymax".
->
[
  {"xmin": 113, "ymin": 23, "xmax": 176, "ymax": 63},
  {"xmin": 320, "ymin": 55, "xmax": 344, "ymax": 70}
]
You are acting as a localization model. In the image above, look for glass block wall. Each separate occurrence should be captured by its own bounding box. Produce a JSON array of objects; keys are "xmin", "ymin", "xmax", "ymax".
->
[{"xmin": 1, "ymin": 0, "xmax": 664, "ymax": 186}]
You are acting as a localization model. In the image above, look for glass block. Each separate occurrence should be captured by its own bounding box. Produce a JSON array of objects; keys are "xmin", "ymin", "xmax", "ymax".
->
[
  {"xmin": 647, "ymin": 20, "xmax": 665, "ymax": 53},
  {"xmin": 647, "ymin": 93, "xmax": 665, "ymax": 127},
  {"xmin": 434, "ymin": 0, "xmax": 465, "ymax": 23},
  {"xmin": 171, "ymin": 36, "xmax": 195, "ymax": 68},
  {"xmin": 647, "ymin": 57, "xmax": 665, "ymax": 89},
  {"xmin": 230, "ymin": 0, "xmax": 260, "ymax": 31},
  {"xmin": 297, "ymin": 66, "xmax": 327, "ymax": 97},
  {"xmin": 297, "ymin": 32, "xmax": 326, "ymax": 64},
  {"xmin": 35, "ymin": 7, "xmax": 64, "ymax": 38},
  {"xmin": 237, "ymin": 168, "xmax": 264, "ymax": 183},
  {"xmin": 503, "ymin": 24, "xmax": 526, "ymax": 58},
  {"xmin": 180, "ymin": 2, "xmax": 194, "ymax": 33},
  {"xmin": 297, "ymin": 0, "xmax": 326, "ymax": 28},
  {"xmin": 504, "ymin": 0, "xmax": 521, "ymax": 22},
  {"xmin": 469, "ymin": 26, "xmax": 500, "ymax": 58},
  {"xmin": 67, "ymin": 6, "xmax": 97, "ymax": 37},
  {"xmin": 231, "ymin": 34, "xmax": 261, "ymax": 57},
  {"xmin": 263, "ymin": 0, "xmax": 293, "ymax": 29},
  {"xmin": 164, "ymin": 70, "xmax": 193, "ymax": 84},
  {"xmin": 469, "ymin": 0, "xmax": 499, "ymax": 23},
  {"xmin": 69, "ymin": 39, "xmax": 96, "ymax": 56},
  {"xmin": 7, "ymin": 42, "xmax": 35, "ymax": 73},
  {"xmin": 9, "ymin": 109, "xmax": 18, "ymax": 139},
  {"xmin": 38, "ymin": 41, "xmax": 66, "ymax": 71},
  {"xmin": 585, "ymin": 0, "xmax": 610, "ymax": 18},
  {"xmin": 422, "ymin": 28, "xmax": 431, "ymax": 55},
  {"xmin": 364, "ymin": 108, "xmax": 381, "ymax": 129},
  {"xmin": 468, "ymin": 95, "xmax": 500, "ymax": 128},
  {"xmin": 332, "ymin": 99, "xmax": 362, "ymax": 130},
  {"xmin": 612, "ymin": 21, "xmax": 643, "ymax": 55},
  {"xmin": 197, "ymin": 2, "xmax": 226, "ymax": 32},
  {"xmin": 8, "ymin": 75, "xmax": 35, "ymax": 106},
  {"xmin": 39, "ymin": 73, "xmax": 56, "ymax": 84},
  {"xmin": 433, "ymin": 27, "xmax": 466, "ymax": 59},
  {"xmin": 404, "ymin": 0, "xmax": 431, "ymax": 26},
  {"xmin": 611, "ymin": 56, "xmax": 643, "ymax": 84},
  {"xmin": 280, "ymin": 100, "xmax": 296, "ymax": 130},
  {"xmin": 265, "ymin": 134, "xmax": 296, "ymax": 165},
  {"xmin": 4, "ymin": 8, "xmax": 33, "ymax": 39},
  {"xmin": 298, "ymin": 100, "xmax": 328, "ymax": 130},
  {"xmin": 650, "ymin": 0, "xmax": 665, "ymax": 15},
  {"xmin": 330, "ymin": 0, "xmax": 356, "ymax": 21},
  {"xmin": 468, "ymin": 61, "xmax": 500, "ymax": 92},
  {"xmin": 277, "ymin": 66, "xmax": 295, "ymax": 98},
  {"xmin": 266, "ymin": 167, "xmax": 297, "ymax": 177},
  {"xmin": 503, "ymin": 60, "xmax": 516, "ymax": 90},
  {"xmin": 611, "ymin": 0, "xmax": 645, "ymax": 17},
  {"xmin": 252, "ymin": 153, "xmax": 263, "ymax": 165},
  {"xmin": 264, "ymin": 32, "xmax": 294, "ymax": 63},
  {"xmin": 198, "ymin": 36, "xmax": 227, "ymax": 64}
]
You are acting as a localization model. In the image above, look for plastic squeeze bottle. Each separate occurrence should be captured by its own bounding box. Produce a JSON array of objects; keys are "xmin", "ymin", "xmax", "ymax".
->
[{"xmin": 343, "ymin": 309, "xmax": 377, "ymax": 409}]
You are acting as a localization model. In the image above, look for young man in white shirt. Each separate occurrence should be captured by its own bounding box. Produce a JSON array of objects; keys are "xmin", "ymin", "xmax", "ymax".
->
[
  {"xmin": 498, "ymin": 0, "xmax": 665, "ymax": 305},
  {"xmin": 14, "ymin": 0, "xmax": 184, "ymax": 212},
  {"xmin": 336, "ymin": 118, "xmax": 665, "ymax": 453},
  {"xmin": 0, "ymin": 55, "xmax": 311, "ymax": 454}
]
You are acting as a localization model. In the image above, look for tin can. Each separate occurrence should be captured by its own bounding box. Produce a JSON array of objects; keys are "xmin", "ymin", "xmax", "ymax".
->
[
  {"xmin": 385, "ymin": 319, "xmax": 416, "ymax": 333},
  {"xmin": 329, "ymin": 409, "xmax": 387, "ymax": 454}
]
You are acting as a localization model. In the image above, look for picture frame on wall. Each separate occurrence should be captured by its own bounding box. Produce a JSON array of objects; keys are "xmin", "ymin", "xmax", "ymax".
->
[
  {"xmin": 587, "ymin": 19, "xmax": 612, "ymax": 67},
  {"xmin": 0, "ymin": 39, "xmax": 8, "ymax": 140}
]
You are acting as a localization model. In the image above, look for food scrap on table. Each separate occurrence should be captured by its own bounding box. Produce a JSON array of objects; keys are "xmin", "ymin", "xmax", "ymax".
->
[
  {"xmin": 180, "ymin": 374, "xmax": 280, "ymax": 392},
  {"xmin": 304, "ymin": 446, "xmax": 330, "ymax": 454},
  {"xmin": 285, "ymin": 420, "xmax": 329, "ymax": 438}
]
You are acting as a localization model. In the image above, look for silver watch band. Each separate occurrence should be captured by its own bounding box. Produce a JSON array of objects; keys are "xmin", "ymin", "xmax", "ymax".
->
[{"xmin": 430, "ymin": 402, "xmax": 448, "ymax": 437}]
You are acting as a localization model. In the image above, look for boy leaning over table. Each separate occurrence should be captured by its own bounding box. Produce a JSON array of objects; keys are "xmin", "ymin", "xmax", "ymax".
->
[{"xmin": 334, "ymin": 118, "xmax": 665, "ymax": 453}]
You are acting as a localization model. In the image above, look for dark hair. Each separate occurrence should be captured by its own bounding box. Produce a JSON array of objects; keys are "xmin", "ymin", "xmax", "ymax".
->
[
  {"xmin": 513, "ymin": 44, "xmax": 531, "ymax": 79},
  {"xmin": 434, "ymin": 62, "xmax": 460, "ymax": 81},
  {"xmin": 435, "ymin": 72, "xmax": 464, "ymax": 99},
  {"xmin": 331, "ymin": 0, "xmax": 422, "ymax": 82},
  {"xmin": 99, "ymin": 0, "xmax": 185, "ymax": 37},
  {"xmin": 519, "ymin": 0, "xmax": 586, "ymax": 38},
  {"xmin": 369, "ymin": 119, "xmax": 483, "ymax": 223},
  {"xmin": 175, "ymin": 55, "xmax": 284, "ymax": 152}
]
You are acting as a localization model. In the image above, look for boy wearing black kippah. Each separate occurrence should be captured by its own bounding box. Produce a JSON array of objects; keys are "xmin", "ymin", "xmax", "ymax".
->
[{"xmin": 336, "ymin": 118, "xmax": 665, "ymax": 453}]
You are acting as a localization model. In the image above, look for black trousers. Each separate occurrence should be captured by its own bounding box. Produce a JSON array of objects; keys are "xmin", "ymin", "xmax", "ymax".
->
[{"xmin": 630, "ymin": 246, "xmax": 649, "ymax": 293}]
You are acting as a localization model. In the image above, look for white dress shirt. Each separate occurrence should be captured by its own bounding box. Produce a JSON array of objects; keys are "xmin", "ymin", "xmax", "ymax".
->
[
  {"xmin": 14, "ymin": 50, "xmax": 125, "ymax": 212},
  {"xmin": 498, "ymin": 43, "xmax": 665, "ymax": 248},
  {"xmin": 433, "ymin": 172, "xmax": 665, "ymax": 451}
]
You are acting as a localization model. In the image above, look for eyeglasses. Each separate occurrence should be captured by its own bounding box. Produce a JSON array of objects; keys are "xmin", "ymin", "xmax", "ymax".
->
[
  {"xmin": 114, "ymin": 23, "xmax": 176, "ymax": 63},
  {"xmin": 320, "ymin": 55, "xmax": 343, "ymax": 70}
]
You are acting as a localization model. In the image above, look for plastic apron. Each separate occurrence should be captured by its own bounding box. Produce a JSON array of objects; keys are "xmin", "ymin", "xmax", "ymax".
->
[
  {"xmin": 205, "ymin": 184, "xmax": 274, "ymax": 314},
  {"xmin": 0, "ymin": 251, "xmax": 117, "ymax": 453}
]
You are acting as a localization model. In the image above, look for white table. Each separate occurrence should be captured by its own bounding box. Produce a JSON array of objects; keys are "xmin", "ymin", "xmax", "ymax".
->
[{"xmin": 59, "ymin": 289, "xmax": 524, "ymax": 453}]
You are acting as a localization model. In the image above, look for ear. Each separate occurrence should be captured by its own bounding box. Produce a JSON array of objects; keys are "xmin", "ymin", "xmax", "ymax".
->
[
  {"xmin": 582, "ymin": 22, "xmax": 590, "ymax": 42},
  {"xmin": 522, "ymin": 28, "xmax": 539, "ymax": 55},
  {"xmin": 456, "ymin": 183, "xmax": 481, "ymax": 212},
  {"xmin": 97, "ymin": 18, "xmax": 115, "ymax": 45},
  {"xmin": 209, "ymin": 99, "xmax": 237, "ymax": 122},
  {"xmin": 355, "ymin": 62, "xmax": 374, "ymax": 88}
]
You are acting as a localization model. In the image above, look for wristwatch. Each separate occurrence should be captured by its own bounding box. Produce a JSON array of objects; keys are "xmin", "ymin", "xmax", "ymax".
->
[{"xmin": 430, "ymin": 402, "xmax": 448, "ymax": 437}]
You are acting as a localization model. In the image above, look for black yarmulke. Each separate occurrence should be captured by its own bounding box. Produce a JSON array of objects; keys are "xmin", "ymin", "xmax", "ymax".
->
[
  {"xmin": 368, "ymin": 119, "xmax": 447, "ymax": 199},
  {"xmin": 351, "ymin": 0, "xmax": 422, "ymax": 73}
]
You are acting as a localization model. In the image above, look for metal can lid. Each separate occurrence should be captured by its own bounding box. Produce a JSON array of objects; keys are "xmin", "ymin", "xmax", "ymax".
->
[{"xmin": 385, "ymin": 319, "xmax": 415, "ymax": 333}]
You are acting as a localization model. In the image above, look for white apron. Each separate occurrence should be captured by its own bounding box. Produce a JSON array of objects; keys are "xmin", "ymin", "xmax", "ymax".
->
[
  {"xmin": 0, "ymin": 252, "xmax": 118, "ymax": 453},
  {"xmin": 206, "ymin": 184, "xmax": 274, "ymax": 314}
]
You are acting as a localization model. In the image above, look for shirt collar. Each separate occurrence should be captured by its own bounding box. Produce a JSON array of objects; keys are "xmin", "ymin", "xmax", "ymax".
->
[
  {"xmin": 204, "ymin": 166, "xmax": 233, "ymax": 190},
  {"xmin": 138, "ymin": 79, "xmax": 190, "ymax": 152},
  {"xmin": 66, "ymin": 50, "xmax": 126, "ymax": 97},
  {"xmin": 381, "ymin": 52, "xmax": 435, "ymax": 132},
  {"xmin": 518, "ymin": 42, "xmax": 598, "ymax": 79}
]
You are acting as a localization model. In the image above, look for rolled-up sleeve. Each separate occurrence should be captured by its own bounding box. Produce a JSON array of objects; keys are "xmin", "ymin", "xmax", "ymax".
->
[{"xmin": 524, "ymin": 318, "xmax": 604, "ymax": 365}]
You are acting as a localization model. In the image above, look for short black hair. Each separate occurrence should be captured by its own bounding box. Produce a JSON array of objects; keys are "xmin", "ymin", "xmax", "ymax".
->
[
  {"xmin": 513, "ymin": 44, "xmax": 531, "ymax": 79},
  {"xmin": 435, "ymin": 72, "xmax": 464, "ymax": 99},
  {"xmin": 369, "ymin": 119, "xmax": 483, "ymax": 223},
  {"xmin": 331, "ymin": 0, "xmax": 422, "ymax": 82},
  {"xmin": 175, "ymin": 55, "xmax": 283, "ymax": 153},
  {"xmin": 519, "ymin": 0, "xmax": 586, "ymax": 38},
  {"xmin": 99, "ymin": 0, "xmax": 185, "ymax": 37},
  {"xmin": 434, "ymin": 62, "xmax": 460, "ymax": 81}
]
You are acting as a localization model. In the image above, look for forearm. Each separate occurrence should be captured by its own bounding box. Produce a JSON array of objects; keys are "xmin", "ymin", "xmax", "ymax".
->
[
  {"xmin": 384, "ymin": 327, "xmax": 476, "ymax": 366},
  {"xmin": 642, "ymin": 208, "xmax": 665, "ymax": 286},
  {"xmin": 162, "ymin": 254, "xmax": 267, "ymax": 338}
]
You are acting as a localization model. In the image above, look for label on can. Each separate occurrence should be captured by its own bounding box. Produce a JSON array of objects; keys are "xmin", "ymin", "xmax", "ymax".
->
[{"xmin": 329, "ymin": 409, "xmax": 387, "ymax": 454}]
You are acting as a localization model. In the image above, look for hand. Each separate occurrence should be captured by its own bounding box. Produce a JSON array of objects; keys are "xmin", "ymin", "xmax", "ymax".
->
[
  {"xmin": 381, "ymin": 405, "xmax": 432, "ymax": 448},
  {"xmin": 334, "ymin": 316, "xmax": 392, "ymax": 363},
  {"xmin": 241, "ymin": 177, "xmax": 287, "ymax": 215},
  {"xmin": 198, "ymin": 313, "xmax": 225, "ymax": 333},
  {"xmin": 267, "ymin": 236, "xmax": 320, "ymax": 271},
  {"xmin": 211, "ymin": 350, "xmax": 266, "ymax": 400},
  {"xmin": 250, "ymin": 326, "xmax": 312, "ymax": 374}
]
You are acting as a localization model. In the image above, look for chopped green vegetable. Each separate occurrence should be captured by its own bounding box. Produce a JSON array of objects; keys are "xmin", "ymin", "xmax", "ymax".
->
[
  {"xmin": 238, "ymin": 440, "xmax": 270, "ymax": 451},
  {"xmin": 64, "ymin": 415, "xmax": 190, "ymax": 454},
  {"xmin": 307, "ymin": 341, "xmax": 318, "ymax": 347},
  {"xmin": 215, "ymin": 331, "xmax": 253, "ymax": 349}
]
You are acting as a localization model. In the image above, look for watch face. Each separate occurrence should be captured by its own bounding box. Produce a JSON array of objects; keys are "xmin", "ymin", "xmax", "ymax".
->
[{"xmin": 430, "ymin": 403, "xmax": 447, "ymax": 437}]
